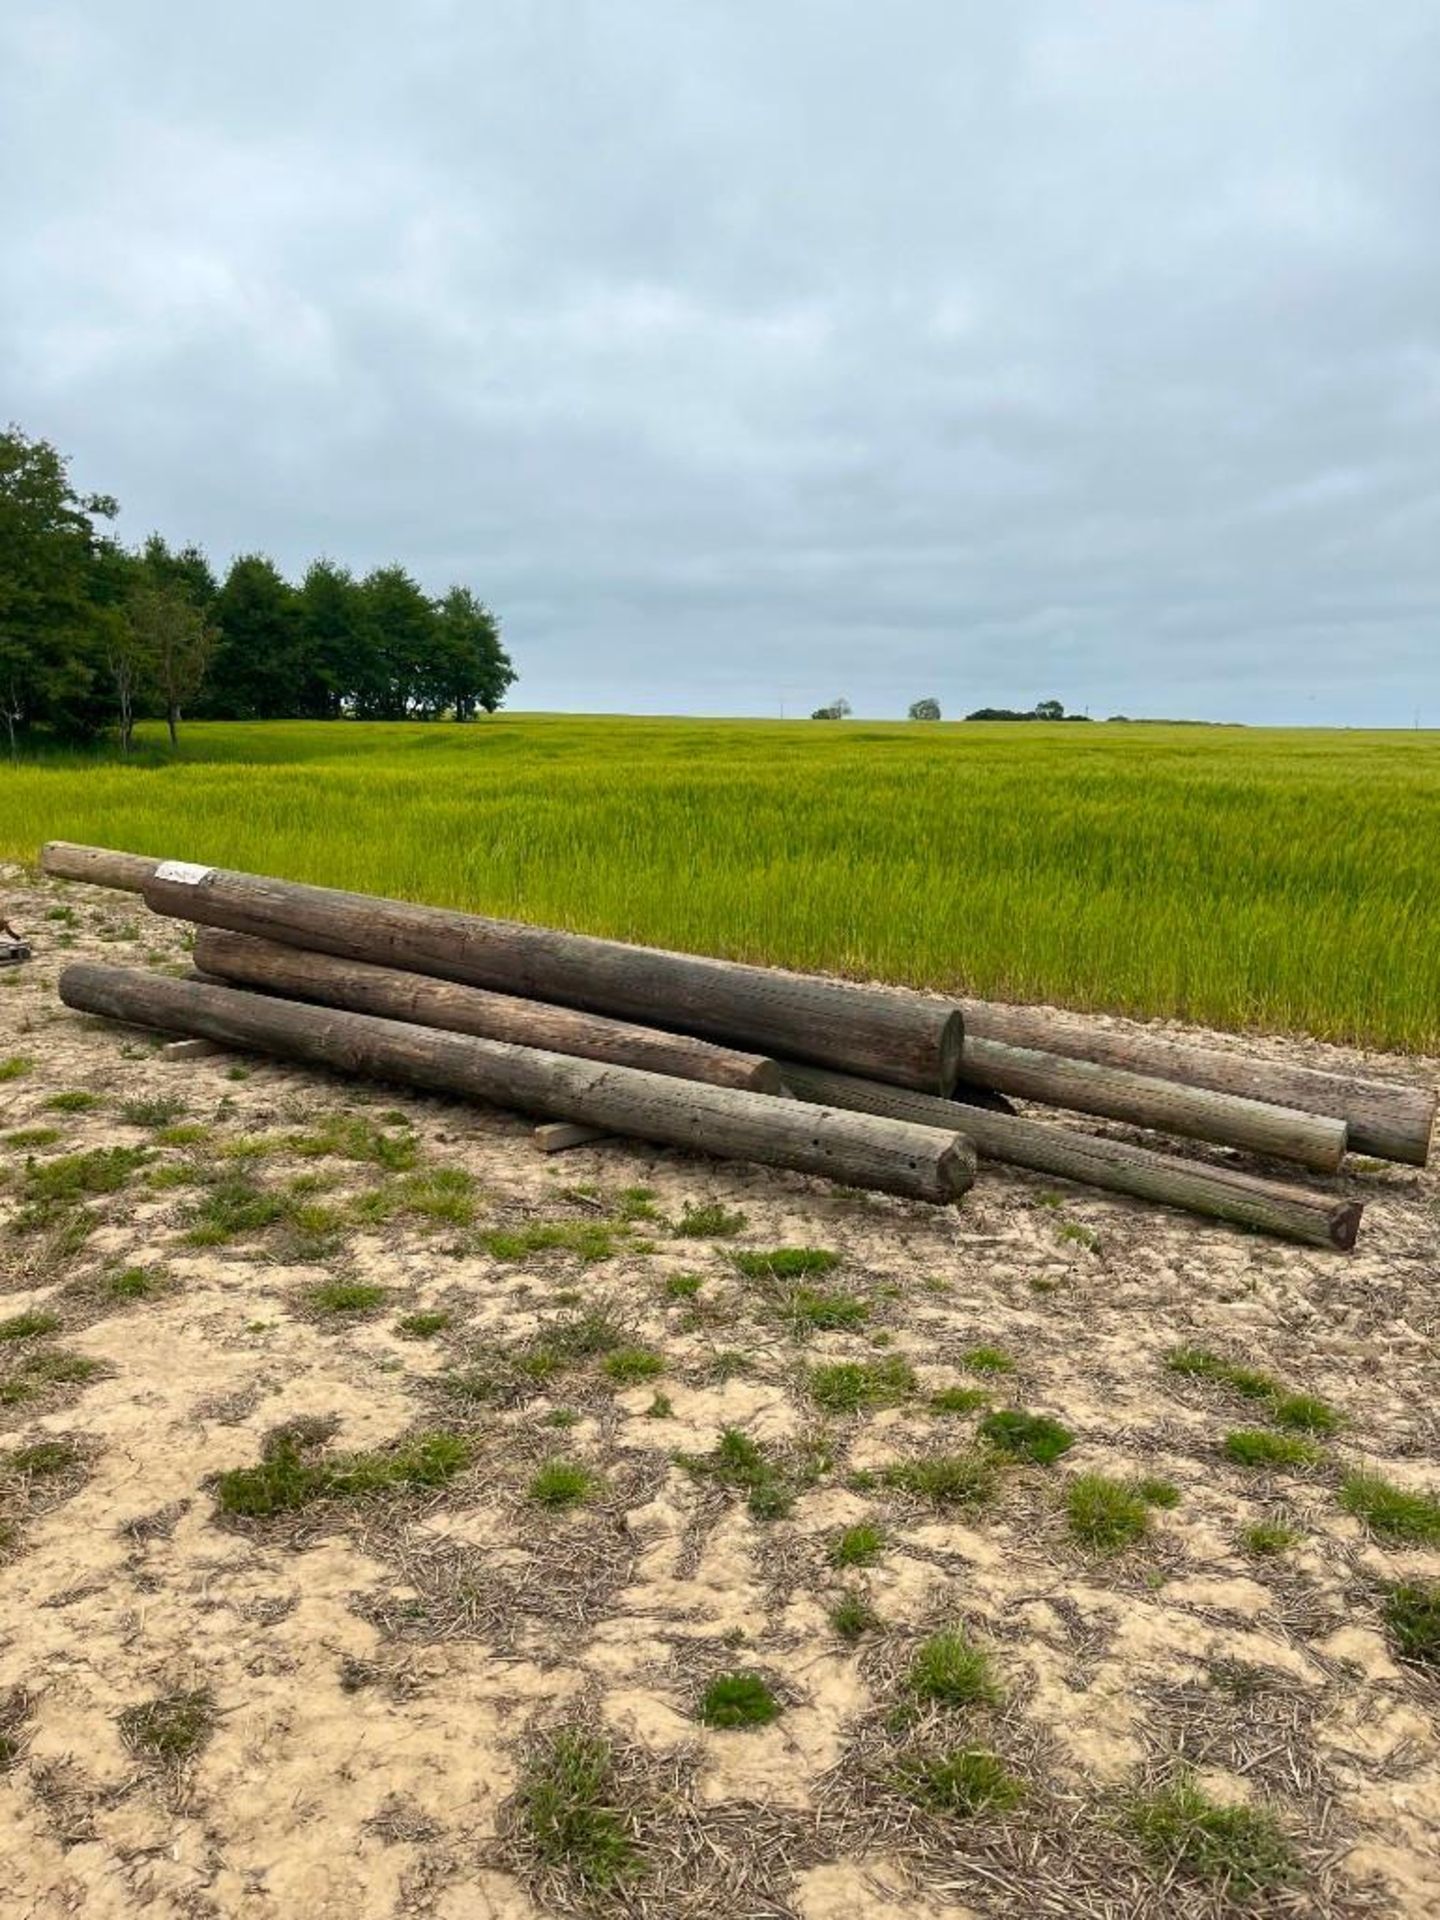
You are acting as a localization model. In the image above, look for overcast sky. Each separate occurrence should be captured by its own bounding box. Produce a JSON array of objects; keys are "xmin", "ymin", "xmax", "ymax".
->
[{"xmin": 3, "ymin": 3, "xmax": 1438, "ymax": 724}]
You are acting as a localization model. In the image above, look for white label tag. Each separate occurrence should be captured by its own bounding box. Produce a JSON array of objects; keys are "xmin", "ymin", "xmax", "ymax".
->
[{"xmin": 154, "ymin": 861, "xmax": 214, "ymax": 886}]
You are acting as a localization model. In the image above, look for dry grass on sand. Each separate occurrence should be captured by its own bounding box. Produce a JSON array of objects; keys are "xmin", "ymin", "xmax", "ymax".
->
[{"xmin": 1, "ymin": 864, "xmax": 1439, "ymax": 1918}]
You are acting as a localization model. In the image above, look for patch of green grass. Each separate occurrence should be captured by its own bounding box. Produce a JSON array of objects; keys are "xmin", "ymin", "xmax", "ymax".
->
[
  {"xmin": 961, "ymin": 1345, "xmax": 1015, "ymax": 1375},
  {"xmin": 612, "ymin": 1186, "xmax": 661, "ymax": 1223},
  {"xmin": 395, "ymin": 1310, "xmax": 452, "ymax": 1339},
  {"xmin": 106, "ymin": 1267, "xmax": 164, "ymax": 1301},
  {"xmin": 1382, "ymin": 1582, "xmax": 1440, "ymax": 1671},
  {"xmin": 676, "ymin": 1426, "xmax": 793, "ymax": 1520},
  {"xmin": 829, "ymin": 1522, "xmax": 885, "ymax": 1568},
  {"xmin": 1066, "ymin": 1473, "xmax": 1151, "ymax": 1551},
  {"xmin": 894, "ymin": 1747, "xmax": 1024, "ymax": 1816},
  {"xmin": 484, "ymin": 1221, "xmax": 619, "ymax": 1263},
  {"xmin": 0, "ymin": 1310, "xmax": 62, "ymax": 1342},
  {"xmin": 542, "ymin": 1304, "xmax": 632, "ymax": 1364},
  {"xmin": 118, "ymin": 1689, "xmax": 216, "ymax": 1766},
  {"xmin": 302, "ymin": 1279, "xmax": 388, "ymax": 1318},
  {"xmin": 181, "ymin": 1173, "xmax": 287, "ymax": 1246},
  {"xmin": 4, "ymin": 1438, "xmax": 81, "ymax": 1478},
  {"xmin": 1134, "ymin": 1477, "xmax": 1181, "ymax": 1509},
  {"xmin": 880, "ymin": 1451, "xmax": 999, "ymax": 1510},
  {"xmin": 829, "ymin": 1588, "xmax": 880, "ymax": 1640},
  {"xmin": 602, "ymin": 1347, "xmax": 665, "ymax": 1386},
  {"xmin": 1126, "ymin": 1776, "xmax": 1297, "ymax": 1897},
  {"xmin": 0, "ymin": 1349, "xmax": 103, "ymax": 1406},
  {"xmin": 1222, "ymin": 1430, "xmax": 1322, "ymax": 1470},
  {"xmin": 1057, "ymin": 1221, "xmax": 1100, "ymax": 1251},
  {"xmin": 784, "ymin": 1286, "xmax": 869, "ymax": 1334},
  {"xmin": 118, "ymin": 1096, "xmax": 188, "ymax": 1128},
  {"xmin": 288, "ymin": 1114, "xmax": 419, "ymax": 1170},
  {"xmin": 674, "ymin": 1201, "xmax": 746, "ymax": 1238},
  {"xmin": 0, "ymin": 1056, "xmax": 33, "ymax": 1081},
  {"xmin": 43, "ymin": 1090, "xmax": 102, "ymax": 1113},
  {"xmin": 808, "ymin": 1356, "xmax": 915, "ymax": 1414},
  {"xmin": 544, "ymin": 1407, "xmax": 581, "ymax": 1428},
  {"xmin": 1339, "ymin": 1471, "xmax": 1440, "ymax": 1544},
  {"xmin": 978, "ymin": 1409, "xmax": 1073, "ymax": 1465},
  {"xmin": 3, "ymin": 1126, "xmax": 62, "ymax": 1149},
  {"xmin": 663, "ymin": 1272, "xmax": 703, "ymax": 1300},
  {"xmin": 707, "ymin": 1349, "xmax": 751, "ymax": 1382},
  {"xmin": 155, "ymin": 1122, "xmax": 210, "ymax": 1147},
  {"xmin": 392, "ymin": 1167, "xmax": 479, "ymax": 1227},
  {"xmin": 1269, "ymin": 1392, "xmax": 1340, "ymax": 1434},
  {"xmin": 515, "ymin": 1728, "xmax": 641, "ymax": 1891},
  {"xmin": 928, "ymin": 1386, "xmax": 990, "ymax": 1415},
  {"xmin": 23, "ymin": 1145, "xmax": 147, "ymax": 1204},
  {"xmin": 906, "ymin": 1628, "xmax": 1001, "ymax": 1707},
  {"xmin": 643, "ymin": 1392, "xmax": 673, "ymax": 1419},
  {"xmin": 213, "ymin": 1428, "xmax": 472, "ymax": 1517},
  {"xmin": 733, "ymin": 1247, "xmax": 839, "ymax": 1280},
  {"xmin": 697, "ymin": 1671, "xmax": 779, "ymax": 1729},
  {"xmin": 528, "ymin": 1459, "xmax": 599, "ymax": 1508},
  {"xmin": 1240, "ymin": 1518, "xmax": 1301, "ymax": 1556}
]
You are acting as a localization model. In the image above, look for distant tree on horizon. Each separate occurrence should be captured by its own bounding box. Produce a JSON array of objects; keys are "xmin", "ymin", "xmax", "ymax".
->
[
  {"xmin": 811, "ymin": 696, "xmax": 852, "ymax": 720},
  {"xmin": 908, "ymin": 697, "xmax": 941, "ymax": 721}
]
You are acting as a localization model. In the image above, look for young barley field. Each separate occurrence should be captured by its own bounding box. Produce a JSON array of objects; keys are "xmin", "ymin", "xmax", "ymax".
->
[{"xmin": 3, "ymin": 714, "xmax": 1438, "ymax": 1051}]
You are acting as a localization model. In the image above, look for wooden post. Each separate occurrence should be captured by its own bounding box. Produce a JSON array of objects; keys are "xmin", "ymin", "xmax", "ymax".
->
[
  {"xmin": 778, "ymin": 1062, "xmax": 1363, "ymax": 1250},
  {"xmin": 59, "ymin": 964, "xmax": 978, "ymax": 1205},
  {"xmin": 958, "ymin": 1035, "xmax": 1348, "ymax": 1171},
  {"xmin": 961, "ymin": 1000, "xmax": 1434, "ymax": 1167},
  {"xmin": 40, "ymin": 843, "xmax": 161, "ymax": 893},
  {"xmin": 114, "ymin": 857, "xmax": 965, "ymax": 1093},
  {"xmin": 533, "ymin": 1122, "xmax": 612, "ymax": 1153},
  {"xmin": 192, "ymin": 928, "xmax": 785, "ymax": 1092}
]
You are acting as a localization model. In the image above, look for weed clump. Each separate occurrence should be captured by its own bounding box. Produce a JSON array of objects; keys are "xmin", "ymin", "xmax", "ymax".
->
[
  {"xmin": 395, "ymin": 1310, "xmax": 452, "ymax": 1339},
  {"xmin": 1382, "ymin": 1583, "xmax": 1440, "ymax": 1670},
  {"xmin": 961, "ymin": 1345, "xmax": 1015, "ymax": 1375},
  {"xmin": 118, "ymin": 1689, "xmax": 216, "ymax": 1766},
  {"xmin": 213, "ymin": 1426, "xmax": 471, "ymax": 1518},
  {"xmin": 674, "ymin": 1201, "xmax": 746, "ymax": 1238},
  {"xmin": 676, "ymin": 1426, "xmax": 793, "ymax": 1520},
  {"xmin": 979, "ymin": 1409, "xmax": 1073, "ymax": 1465},
  {"xmin": 733, "ymin": 1247, "xmax": 838, "ymax": 1280},
  {"xmin": 1066, "ymin": 1474, "xmax": 1150, "ymax": 1551},
  {"xmin": 1222, "ymin": 1430, "xmax": 1322, "ymax": 1470},
  {"xmin": 1126, "ymin": 1776, "xmax": 1297, "ymax": 1896},
  {"xmin": 484, "ymin": 1221, "xmax": 617, "ymax": 1263},
  {"xmin": 894, "ymin": 1747, "xmax": 1023, "ymax": 1816},
  {"xmin": 829, "ymin": 1523, "xmax": 885, "ymax": 1568},
  {"xmin": 182, "ymin": 1173, "xmax": 286, "ymax": 1246},
  {"xmin": 663, "ymin": 1272, "xmax": 703, "ymax": 1300},
  {"xmin": 118, "ymin": 1096, "xmax": 188, "ymax": 1129},
  {"xmin": 808, "ymin": 1356, "xmax": 914, "ymax": 1414},
  {"xmin": 906, "ymin": 1628, "xmax": 1001, "ymax": 1707},
  {"xmin": 829, "ymin": 1588, "xmax": 880, "ymax": 1640},
  {"xmin": 602, "ymin": 1348, "xmax": 664, "ymax": 1386},
  {"xmin": 0, "ymin": 1349, "xmax": 104, "ymax": 1407},
  {"xmin": 697, "ymin": 1671, "xmax": 779, "ymax": 1729},
  {"xmin": 928, "ymin": 1386, "xmax": 989, "ymax": 1414},
  {"xmin": 1339, "ymin": 1471, "xmax": 1440, "ymax": 1543},
  {"xmin": 528, "ymin": 1459, "xmax": 599, "ymax": 1508},
  {"xmin": 880, "ymin": 1451, "xmax": 998, "ymax": 1510},
  {"xmin": 44, "ymin": 1090, "xmax": 102, "ymax": 1113},
  {"xmin": 515, "ymin": 1728, "xmax": 640, "ymax": 1891},
  {"xmin": 303, "ymin": 1279, "xmax": 389, "ymax": 1318},
  {"xmin": 0, "ymin": 1311, "xmax": 62, "ymax": 1342},
  {"xmin": 1241, "ymin": 1518, "xmax": 1300, "ymax": 1557}
]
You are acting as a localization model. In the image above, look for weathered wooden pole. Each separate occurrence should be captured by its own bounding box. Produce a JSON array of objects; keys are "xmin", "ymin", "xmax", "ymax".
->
[
  {"xmin": 102, "ymin": 856, "xmax": 965, "ymax": 1092},
  {"xmin": 957, "ymin": 1035, "xmax": 1347, "ymax": 1172},
  {"xmin": 961, "ymin": 1000, "xmax": 1434, "ymax": 1167},
  {"xmin": 192, "ymin": 929, "xmax": 785, "ymax": 1092},
  {"xmin": 778, "ymin": 1062, "xmax": 1363, "ymax": 1250},
  {"xmin": 41, "ymin": 843, "xmax": 160, "ymax": 893},
  {"xmin": 59, "ymin": 965, "xmax": 977, "ymax": 1204}
]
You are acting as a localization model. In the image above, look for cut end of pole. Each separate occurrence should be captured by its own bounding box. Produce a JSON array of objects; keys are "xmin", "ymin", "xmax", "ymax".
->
[{"xmin": 1328, "ymin": 1199, "xmax": 1364, "ymax": 1254}]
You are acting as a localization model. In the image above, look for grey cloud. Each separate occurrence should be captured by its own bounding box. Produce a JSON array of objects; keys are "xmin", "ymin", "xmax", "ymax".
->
[{"xmin": 2, "ymin": 0, "xmax": 1438, "ymax": 723}]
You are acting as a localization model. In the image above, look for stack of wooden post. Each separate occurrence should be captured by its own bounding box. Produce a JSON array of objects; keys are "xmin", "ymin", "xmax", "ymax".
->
[{"xmin": 41, "ymin": 842, "xmax": 1436, "ymax": 1252}]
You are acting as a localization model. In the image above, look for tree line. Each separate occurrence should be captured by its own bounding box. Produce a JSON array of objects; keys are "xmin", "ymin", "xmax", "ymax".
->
[{"xmin": 0, "ymin": 424, "xmax": 515, "ymax": 758}]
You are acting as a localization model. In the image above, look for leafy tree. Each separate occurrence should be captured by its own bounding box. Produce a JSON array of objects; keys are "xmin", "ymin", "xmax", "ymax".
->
[
  {"xmin": 203, "ymin": 555, "xmax": 301, "ymax": 718},
  {"xmin": 139, "ymin": 534, "xmax": 217, "ymax": 613},
  {"xmin": 430, "ymin": 586, "xmax": 515, "ymax": 719},
  {"xmin": 297, "ymin": 559, "xmax": 369, "ymax": 718},
  {"xmin": 356, "ymin": 566, "xmax": 435, "ymax": 719},
  {"xmin": 0, "ymin": 425, "xmax": 117, "ymax": 753},
  {"xmin": 908, "ymin": 697, "xmax": 941, "ymax": 721},
  {"xmin": 811, "ymin": 697, "xmax": 852, "ymax": 720},
  {"xmin": 1034, "ymin": 698, "xmax": 1065, "ymax": 720},
  {"xmin": 126, "ymin": 582, "xmax": 216, "ymax": 745}
]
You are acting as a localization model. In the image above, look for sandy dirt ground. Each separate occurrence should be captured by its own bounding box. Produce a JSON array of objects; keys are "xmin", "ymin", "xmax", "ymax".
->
[{"xmin": 1, "ymin": 863, "xmax": 1437, "ymax": 1920}]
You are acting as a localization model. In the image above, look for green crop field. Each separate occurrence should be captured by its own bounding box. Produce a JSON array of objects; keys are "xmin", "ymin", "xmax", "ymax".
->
[{"xmin": 3, "ymin": 716, "xmax": 1438, "ymax": 1052}]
